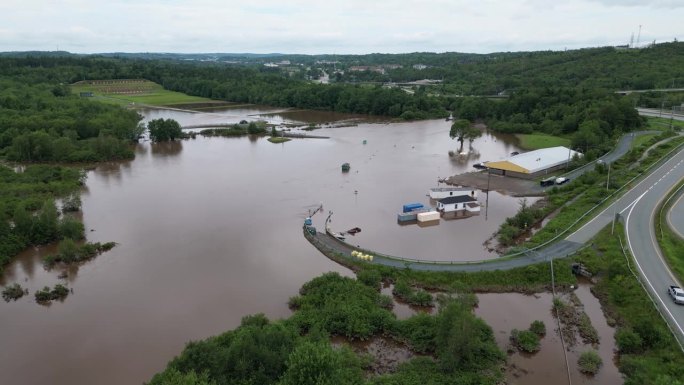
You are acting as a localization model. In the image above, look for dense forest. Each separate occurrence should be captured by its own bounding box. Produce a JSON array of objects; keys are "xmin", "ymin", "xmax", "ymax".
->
[
  {"xmin": 0, "ymin": 61, "xmax": 141, "ymax": 273},
  {"xmin": 0, "ymin": 43, "xmax": 683, "ymax": 383},
  {"xmin": 0, "ymin": 43, "xmax": 681, "ymax": 271}
]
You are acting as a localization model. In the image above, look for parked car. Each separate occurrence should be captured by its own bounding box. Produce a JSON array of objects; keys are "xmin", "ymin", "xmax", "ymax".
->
[
  {"xmin": 555, "ymin": 177, "xmax": 570, "ymax": 185},
  {"xmin": 540, "ymin": 176, "xmax": 556, "ymax": 187},
  {"xmin": 668, "ymin": 285, "xmax": 684, "ymax": 305}
]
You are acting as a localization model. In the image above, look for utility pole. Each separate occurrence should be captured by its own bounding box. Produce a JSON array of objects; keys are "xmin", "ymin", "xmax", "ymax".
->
[
  {"xmin": 485, "ymin": 167, "xmax": 491, "ymax": 220},
  {"xmin": 606, "ymin": 162, "xmax": 611, "ymax": 191},
  {"xmin": 611, "ymin": 204, "xmax": 618, "ymax": 235},
  {"xmin": 636, "ymin": 24, "xmax": 642, "ymax": 48}
]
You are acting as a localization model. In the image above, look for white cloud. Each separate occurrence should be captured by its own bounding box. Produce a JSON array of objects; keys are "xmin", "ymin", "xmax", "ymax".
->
[{"xmin": 0, "ymin": 0, "xmax": 680, "ymax": 53}]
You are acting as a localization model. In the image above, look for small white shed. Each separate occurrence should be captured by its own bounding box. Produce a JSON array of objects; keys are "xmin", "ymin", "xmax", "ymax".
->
[{"xmin": 437, "ymin": 195, "xmax": 478, "ymax": 213}]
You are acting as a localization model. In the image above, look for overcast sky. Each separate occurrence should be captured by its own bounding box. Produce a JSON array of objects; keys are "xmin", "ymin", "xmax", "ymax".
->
[{"xmin": 0, "ymin": 0, "xmax": 681, "ymax": 54}]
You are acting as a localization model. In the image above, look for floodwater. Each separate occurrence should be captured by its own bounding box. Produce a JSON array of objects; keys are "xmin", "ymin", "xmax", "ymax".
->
[
  {"xmin": 2, "ymin": 105, "xmax": 530, "ymax": 385},
  {"xmin": 381, "ymin": 283, "xmax": 433, "ymax": 320},
  {"xmin": 476, "ymin": 285, "xmax": 622, "ymax": 385}
]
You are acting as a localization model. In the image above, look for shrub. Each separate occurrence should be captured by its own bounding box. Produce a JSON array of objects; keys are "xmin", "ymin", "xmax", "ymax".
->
[
  {"xmin": 2, "ymin": 283, "xmax": 25, "ymax": 301},
  {"xmin": 356, "ymin": 269, "xmax": 382, "ymax": 289},
  {"xmin": 510, "ymin": 329, "xmax": 541, "ymax": 353},
  {"xmin": 34, "ymin": 284, "xmax": 70, "ymax": 302},
  {"xmin": 59, "ymin": 217, "xmax": 85, "ymax": 240},
  {"xmin": 61, "ymin": 194, "xmax": 81, "ymax": 212},
  {"xmin": 578, "ymin": 350, "xmax": 602, "ymax": 374},
  {"xmin": 530, "ymin": 320, "xmax": 546, "ymax": 336},
  {"xmin": 392, "ymin": 279, "xmax": 434, "ymax": 307},
  {"xmin": 615, "ymin": 328, "xmax": 643, "ymax": 354}
]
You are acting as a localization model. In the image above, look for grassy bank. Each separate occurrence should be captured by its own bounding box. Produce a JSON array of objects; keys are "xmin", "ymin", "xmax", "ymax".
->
[
  {"xmin": 573, "ymin": 226, "xmax": 684, "ymax": 385},
  {"xmin": 646, "ymin": 116, "xmax": 684, "ymax": 131},
  {"xmin": 70, "ymin": 79, "xmax": 212, "ymax": 106},
  {"xmin": 630, "ymin": 133, "xmax": 659, "ymax": 149},
  {"xmin": 656, "ymin": 179, "xmax": 684, "ymax": 282},
  {"xmin": 520, "ymin": 133, "xmax": 684, "ymax": 250},
  {"xmin": 307, "ymin": 223, "xmax": 684, "ymax": 384},
  {"xmin": 515, "ymin": 133, "xmax": 571, "ymax": 150}
]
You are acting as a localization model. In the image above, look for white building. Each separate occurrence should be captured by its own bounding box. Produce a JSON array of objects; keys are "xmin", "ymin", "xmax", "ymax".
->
[
  {"xmin": 437, "ymin": 196, "xmax": 480, "ymax": 214},
  {"xmin": 485, "ymin": 146, "xmax": 582, "ymax": 179}
]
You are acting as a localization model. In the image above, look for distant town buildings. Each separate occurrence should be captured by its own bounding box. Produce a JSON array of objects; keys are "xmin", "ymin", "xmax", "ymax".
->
[
  {"xmin": 348, "ymin": 64, "xmax": 403, "ymax": 74},
  {"xmin": 413, "ymin": 64, "xmax": 428, "ymax": 70},
  {"xmin": 263, "ymin": 60, "xmax": 292, "ymax": 68}
]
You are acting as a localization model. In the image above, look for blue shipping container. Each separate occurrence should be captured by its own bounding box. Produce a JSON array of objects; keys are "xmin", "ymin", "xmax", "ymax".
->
[{"xmin": 402, "ymin": 203, "xmax": 424, "ymax": 213}]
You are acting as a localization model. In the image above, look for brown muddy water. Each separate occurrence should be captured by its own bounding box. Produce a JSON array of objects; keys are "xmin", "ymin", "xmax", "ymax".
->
[
  {"xmin": 475, "ymin": 284, "xmax": 622, "ymax": 385},
  {"xmin": 1, "ymin": 105, "xmax": 549, "ymax": 385}
]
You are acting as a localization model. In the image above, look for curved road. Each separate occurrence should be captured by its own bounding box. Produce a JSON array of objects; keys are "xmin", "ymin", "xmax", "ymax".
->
[
  {"xmin": 312, "ymin": 131, "xmax": 682, "ymax": 272},
  {"xmin": 624, "ymin": 150, "xmax": 684, "ymax": 346},
  {"xmin": 668, "ymin": 189, "xmax": 684, "ymax": 238}
]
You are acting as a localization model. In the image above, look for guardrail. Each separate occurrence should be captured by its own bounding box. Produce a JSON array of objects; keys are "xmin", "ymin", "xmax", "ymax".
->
[{"xmin": 318, "ymin": 137, "xmax": 684, "ymax": 267}]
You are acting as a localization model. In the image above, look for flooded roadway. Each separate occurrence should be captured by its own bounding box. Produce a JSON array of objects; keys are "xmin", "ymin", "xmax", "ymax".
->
[{"xmin": 0, "ymin": 105, "xmax": 573, "ymax": 385}]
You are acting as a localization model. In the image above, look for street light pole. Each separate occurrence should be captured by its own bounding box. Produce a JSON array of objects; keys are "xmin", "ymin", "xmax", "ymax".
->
[
  {"xmin": 485, "ymin": 167, "xmax": 491, "ymax": 220},
  {"xmin": 606, "ymin": 162, "xmax": 611, "ymax": 191}
]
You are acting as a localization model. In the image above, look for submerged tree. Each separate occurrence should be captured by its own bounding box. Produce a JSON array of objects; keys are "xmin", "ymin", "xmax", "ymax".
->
[
  {"xmin": 148, "ymin": 119, "xmax": 183, "ymax": 142},
  {"xmin": 449, "ymin": 119, "xmax": 481, "ymax": 151}
]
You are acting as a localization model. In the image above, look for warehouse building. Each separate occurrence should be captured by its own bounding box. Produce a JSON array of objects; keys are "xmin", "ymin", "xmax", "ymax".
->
[{"xmin": 484, "ymin": 146, "xmax": 581, "ymax": 179}]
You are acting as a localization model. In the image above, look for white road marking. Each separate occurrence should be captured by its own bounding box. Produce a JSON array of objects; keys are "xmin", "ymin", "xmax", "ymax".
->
[
  {"xmin": 625, "ymin": 192, "xmax": 684, "ymax": 339},
  {"xmin": 566, "ymin": 154, "xmax": 683, "ymax": 240}
]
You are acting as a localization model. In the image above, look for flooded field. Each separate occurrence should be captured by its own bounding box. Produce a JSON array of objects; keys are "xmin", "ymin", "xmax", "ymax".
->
[
  {"xmin": 476, "ymin": 284, "xmax": 622, "ymax": 385},
  {"xmin": 0, "ymin": 105, "xmax": 565, "ymax": 385}
]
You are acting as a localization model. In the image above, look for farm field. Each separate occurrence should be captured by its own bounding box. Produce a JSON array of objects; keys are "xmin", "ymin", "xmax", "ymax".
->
[{"xmin": 70, "ymin": 79, "xmax": 213, "ymax": 106}]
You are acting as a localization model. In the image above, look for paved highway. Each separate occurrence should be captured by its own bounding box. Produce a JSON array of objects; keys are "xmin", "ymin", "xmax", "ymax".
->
[
  {"xmin": 623, "ymin": 149, "xmax": 684, "ymax": 346},
  {"xmin": 668, "ymin": 188, "xmax": 684, "ymax": 238}
]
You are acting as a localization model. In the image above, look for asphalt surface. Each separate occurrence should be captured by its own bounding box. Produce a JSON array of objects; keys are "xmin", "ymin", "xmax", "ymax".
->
[
  {"xmin": 637, "ymin": 107, "xmax": 684, "ymax": 120},
  {"xmin": 668, "ymin": 190, "xmax": 684, "ymax": 238},
  {"xmin": 623, "ymin": 149, "xmax": 684, "ymax": 346},
  {"xmin": 311, "ymin": 129, "xmax": 672, "ymax": 272},
  {"xmin": 309, "ymin": 111, "xmax": 684, "ymax": 344}
]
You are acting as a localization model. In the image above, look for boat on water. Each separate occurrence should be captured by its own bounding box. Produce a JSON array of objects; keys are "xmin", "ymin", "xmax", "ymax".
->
[
  {"xmin": 428, "ymin": 187, "xmax": 476, "ymax": 200},
  {"xmin": 473, "ymin": 162, "xmax": 488, "ymax": 170},
  {"xmin": 347, "ymin": 227, "xmax": 361, "ymax": 234},
  {"xmin": 341, "ymin": 163, "xmax": 350, "ymax": 172}
]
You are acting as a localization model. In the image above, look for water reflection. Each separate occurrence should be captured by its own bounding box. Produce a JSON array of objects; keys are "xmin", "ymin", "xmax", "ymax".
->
[
  {"xmin": 1, "ymin": 106, "xmax": 533, "ymax": 385},
  {"xmin": 150, "ymin": 141, "xmax": 183, "ymax": 157}
]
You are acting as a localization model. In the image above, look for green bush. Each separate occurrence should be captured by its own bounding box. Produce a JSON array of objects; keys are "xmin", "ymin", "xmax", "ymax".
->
[
  {"xmin": 510, "ymin": 329, "xmax": 541, "ymax": 353},
  {"xmin": 2, "ymin": 283, "xmax": 25, "ymax": 301},
  {"xmin": 290, "ymin": 272, "xmax": 395, "ymax": 339},
  {"xmin": 59, "ymin": 217, "xmax": 85, "ymax": 240},
  {"xmin": 44, "ymin": 241, "xmax": 116, "ymax": 267},
  {"xmin": 357, "ymin": 269, "xmax": 382, "ymax": 289},
  {"xmin": 529, "ymin": 320, "xmax": 546, "ymax": 336},
  {"xmin": 392, "ymin": 280, "xmax": 434, "ymax": 307},
  {"xmin": 394, "ymin": 312, "xmax": 436, "ymax": 353},
  {"xmin": 578, "ymin": 350, "xmax": 602, "ymax": 374},
  {"xmin": 615, "ymin": 328, "xmax": 643, "ymax": 354},
  {"xmin": 34, "ymin": 284, "xmax": 70, "ymax": 302}
]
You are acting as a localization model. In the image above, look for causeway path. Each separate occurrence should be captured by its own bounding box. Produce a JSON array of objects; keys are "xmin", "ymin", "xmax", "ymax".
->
[{"xmin": 307, "ymin": 128, "xmax": 684, "ymax": 272}]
